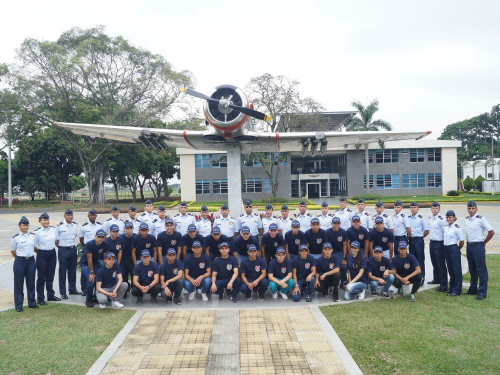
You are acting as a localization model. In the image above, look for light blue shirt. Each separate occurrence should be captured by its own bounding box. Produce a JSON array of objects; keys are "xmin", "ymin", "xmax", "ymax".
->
[
  {"xmin": 139, "ymin": 212, "xmax": 158, "ymax": 234},
  {"xmin": 334, "ymin": 209, "xmax": 353, "ymax": 231},
  {"xmin": 11, "ymin": 232, "xmax": 36, "ymax": 257},
  {"xmin": 152, "ymin": 218, "xmax": 168, "ymax": 237},
  {"xmin": 174, "ymin": 213, "xmax": 197, "ymax": 235},
  {"xmin": 372, "ymin": 213, "xmax": 394, "ymax": 231},
  {"xmin": 279, "ymin": 218, "xmax": 293, "ymax": 239},
  {"xmin": 392, "ymin": 212, "xmax": 409, "ymax": 236},
  {"xmin": 196, "ymin": 218, "xmax": 212, "ymax": 237},
  {"xmin": 78, "ymin": 221, "xmax": 103, "ymax": 244},
  {"xmin": 296, "ymin": 213, "xmax": 312, "ymax": 233},
  {"xmin": 465, "ymin": 214, "xmax": 493, "ymax": 243},
  {"xmin": 317, "ymin": 214, "xmax": 333, "ymax": 231},
  {"xmin": 213, "ymin": 216, "xmax": 236, "ymax": 238},
  {"xmin": 444, "ymin": 223, "xmax": 464, "ymax": 246},
  {"xmin": 34, "ymin": 226, "xmax": 59, "ymax": 250},
  {"xmin": 102, "ymin": 217, "xmax": 125, "ymax": 235},
  {"xmin": 57, "ymin": 221, "xmax": 79, "ymax": 247},
  {"xmin": 262, "ymin": 216, "xmax": 282, "ymax": 233},
  {"xmin": 428, "ymin": 215, "xmax": 446, "ymax": 241},
  {"xmin": 357, "ymin": 211, "xmax": 373, "ymax": 231},
  {"xmin": 408, "ymin": 214, "xmax": 428, "ymax": 237},
  {"xmin": 236, "ymin": 213, "xmax": 262, "ymax": 236}
]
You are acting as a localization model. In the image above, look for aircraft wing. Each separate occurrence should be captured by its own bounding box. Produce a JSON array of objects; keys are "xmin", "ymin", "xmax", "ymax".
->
[{"xmin": 54, "ymin": 122, "xmax": 430, "ymax": 152}]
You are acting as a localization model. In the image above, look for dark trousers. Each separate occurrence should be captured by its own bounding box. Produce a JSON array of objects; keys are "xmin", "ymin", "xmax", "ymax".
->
[
  {"xmin": 409, "ymin": 237, "xmax": 425, "ymax": 279},
  {"xmin": 81, "ymin": 263, "xmax": 102, "ymax": 301},
  {"xmin": 13, "ymin": 256, "xmax": 36, "ymax": 309},
  {"xmin": 265, "ymin": 254, "xmax": 275, "ymax": 265},
  {"xmin": 394, "ymin": 235, "xmax": 407, "ymax": 246},
  {"xmin": 119, "ymin": 258, "xmax": 135, "ymax": 296},
  {"xmin": 429, "ymin": 240, "xmax": 448, "ymax": 289},
  {"xmin": 445, "ymin": 244, "xmax": 462, "ymax": 295},
  {"xmin": 466, "ymin": 242, "xmax": 488, "ymax": 296},
  {"xmin": 297, "ymin": 276, "xmax": 316, "ymax": 295},
  {"xmin": 240, "ymin": 278, "xmax": 269, "ymax": 296},
  {"xmin": 58, "ymin": 246, "xmax": 78, "ymax": 295},
  {"xmin": 131, "ymin": 283, "xmax": 161, "ymax": 298},
  {"xmin": 214, "ymin": 277, "xmax": 241, "ymax": 299},
  {"xmin": 333, "ymin": 252, "xmax": 348, "ymax": 284},
  {"xmin": 36, "ymin": 249, "xmax": 57, "ymax": 301},
  {"xmin": 315, "ymin": 273, "xmax": 341, "ymax": 296},
  {"xmin": 393, "ymin": 274, "xmax": 422, "ymax": 294},
  {"xmin": 160, "ymin": 279, "xmax": 184, "ymax": 298},
  {"xmin": 80, "ymin": 244, "xmax": 87, "ymax": 291}
]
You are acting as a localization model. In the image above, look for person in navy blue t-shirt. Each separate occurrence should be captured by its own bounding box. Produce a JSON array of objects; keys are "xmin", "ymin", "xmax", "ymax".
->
[
  {"xmin": 314, "ymin": 243, "xmax": 341, "ymax": 301},
  {"xmin": 210, "ymin": 242, "xmax": 240, "ymax": 302},
  {"xmin": 204, "ymin": 226, "xmax": 229, "ymax": 261},
  {"xmin": 183, "ymin": 241, "xmax": 212, "ymax": 301},
  {"xmin": 182, "ymin": 225, "xmax": 205, "ymax": 261},
  {"xmin": 80, "ymin": 229, "xmax": 109, "ymax": 307},
  {"xmin": 369, "ymin": 217, "xmax": 395, "ymax": 260},
  {"xmin": 95, "ymin": 252, "xmax": 127, "ymax": 308},
  {"xmin": 304, "ymin": 218, "xmax": 328, "ymax": 258},
  {"xmin": 284, "ymin": 220, "xmax": 305, "ymax": 260},
  {"xmin": 292, "ymin": 245, "xmax": 316, "ymax": 302},
  {"xmin": 392, "ymin": 241, "xmax": 422, "ymax": 302},
  {"xmin": 346, "ymin": 215, "xmax": 370, "ymax": 258},
  {"xmin": 268, "ymin": 247, "xmax": 295, "ymax": 299},
  {"xmin": 155, "ymin": 219, "xmax": 183, "ymax": 264},
  {"xmin": 131, "ymin": 223, "xmax": 157, "ymax": 265},
  {"xmin": 131, "ymin": 249, "xmax": 161, "ymax": 304},
  {"xmin": 239, "ymin": 244, "xmax": 269, "ymax": 300},
  {"xmin": 367, "ymin": 246, "xmax": 395, "ymax": 299},
  {"xmin": 233, "ymin": 227, "xmax": 260, "ymax": 263},
  {"xmin": 260, "ymin": 223, "xmax": 284, "ymax": 264},
  {"xmin": 159, "ymin": 248, "xmax": 184, "ymax": 304},
  {"xmin": 120, "ymin": 222, "xmax": 136, "ymax": 298},
  {"xmin": 104, "ymin": 224, "xmax": 125, "ymax": 263},
  {"xmin": 325, "ymin": 217, "xmax": 348, "ymax": 285},
  {"xmin": 345, "ymin": 241, "xmax": 369, "ymax": 300}
]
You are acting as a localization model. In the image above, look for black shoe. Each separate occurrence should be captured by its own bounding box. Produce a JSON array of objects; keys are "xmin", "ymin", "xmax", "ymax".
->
[
  {"xmin": 136, "ymin": 296, "xmax": 143, "ymax": 305},
  {"xmin": 107, "ymin": 297, "xmax": 111, "ymax": 302},
  {"xmin": 219, "ymin": 294, "xmax": 224, "ymax": 301},
  {"xmin": 322, "ymin": 293, "xmax": 328, "ymax": 298},
  {"xmin": 174, "ymin": 297, "xmax": 182, "ymax": 305},
  {"xmin": 420, "ymin": 279, "xmax": 425, "ymax": 286},
  {"xmin": 443, "ymin": 289, "xmax": 451, "ymax": 294},
  {"xmin": 48, "ymin": 296, "xmax": 61, "ymax": 301},
  {"xmin": 427, "ymin": 280, "xmax": 439, "ymax": 285},
  {"xmin": 332, "ymin": 295, "xmax": 339, "ymax": 302},
  {"xmin": 166, "ymin": 296, "xmax": 173, "ymax": 303},
  {"xmin": 476, "ymin": 295, "xmax": 485, "ymax": 301},
  {"xmin": 306, "ymin": 295, "xmax": 312, "ymax": 302},
  {"xmin": 435, "ymin": 288, "xmax": 448, "ymax": 292},
  {"xmin": 29, "ymin": 305, "xmax": 39, "ymax": 309},
  {"xmin": 37, "ymin": 300, "xmax": 47, "ymax": 306},
  {"xmin": 85, "ymin": 300, "xmax": 94, "ymax": 308},
  {"xmin": 91, "ymin": 298, "xmax": 98, "ymax": 304},
  {"xmin": 231, "ymin": 297, "xmax": 237, "ymax": 303},
  {"xmin": 81, "ymin": 290, "xmax": 86, "ymax": 296},
  {"xmin": 61, "ymin": 294, "xmax": 69, "ymax": 299},
  {"xmin": 151, "ymin": 296, "xmax": 158, "ymax": 305},
  {"xmin": 465, "ymin": 290, "xmax": 478, "ymax": 295},
  {"xmin": 16, "ymin": 308, "xmax": 23, "ymax": 312},
  {"xmin": 68, "ymin": 291, "xmax": 80, "ymax": 295},
  {"xmin": 447, "ymin": 293, "xmax": 459, "ymax": 297},
  {"xmin": 258, "ymin": 294, "xmax": 265, "ymax": 301}
]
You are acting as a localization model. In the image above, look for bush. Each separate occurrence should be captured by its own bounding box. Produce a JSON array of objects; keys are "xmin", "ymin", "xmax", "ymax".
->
[
  {"xmin": 260, "ymin": 197, "xmax": 288, "ymax": 204},
  {"xmin": 447, "ymin": 190, "xmax": 461, "ymax": 196},
  {"xmin": 474, "ymin": 175, "xmax": 486, "ymax": 191},
  {"xmin": 463, "ymin": 176, "xmax": 475, "ymax": 191},
  {"xmin": 351, "ymin": 194, "xmax": 384, "ymax": 201}
]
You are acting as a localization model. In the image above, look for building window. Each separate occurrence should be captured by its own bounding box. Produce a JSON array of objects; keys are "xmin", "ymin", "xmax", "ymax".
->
[
  {"xmin": 340, "ymin": 177, "xmax": 347, "ymax": 190},
  {"xmin": 213, "ymin": 179, "xmax": 228, "ymax": 194},
  {"xmin": 195, "ymin": 154, "xmax": 209, "ymax": 168},
  {"xmin": 376, "ymin": 174, "xmax": 400, "ymax": 189},
  {"xmin": 375, "ymin": 149, "xmax": 398, "ymax": 163},
  {"xmin": 212, "ymin": 154, "xmax": 227, "ymax": 168},
  {"xmin": 329, "ymin": 179, "xmax": 339, "ymax": 196},
  {"xmin": 265, "ymin": 178, "xmax": 276, "ymax": 193},
  {"xmin": 410, "ymin": 149, "xmax": 425, "ymax": 163},
  {"xmin": 364, "ymin": 175, "xmax": 374, "ymax": 190},
  {"xmin": 362, "ymin": 150, "xmax": 373, "ymax": 164},
  {"xmin": 427, "ymin": 148, "xmax": 441, "ymax": 162},
  {"xmin": 488, "ymin": 173, "xmax": 493, "ymax": 178},
  {"xmin": 196, "ymin": 180, "xmax": 210, "ymax": 194},
  {"xmin": 291, "ymin": 180, "xmax": 299, "ymax": 197},
  {"xmin": 401, "ymin": 149, "xmax": 409, "ymax": 154},
  {"xmin": 428, "ymin": 173, "xmax": 442, "ymax": 188},
  {"xmin": 265, "ymin": 152, "xmax": 288, "ymax": 166},
  {"xmin": 339, "ymin": 154, "xmax": 347, "ymax": 166},
  {"xmin": 244, "ymin": 178, "xmax": 262, "ymax": 193},
  {"xmin": 402, "ymin": 174, "xmax": 425, "ymax": 188}
]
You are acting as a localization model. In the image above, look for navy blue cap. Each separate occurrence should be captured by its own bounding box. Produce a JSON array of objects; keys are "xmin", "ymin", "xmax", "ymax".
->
[
  {"xmin": 165, "ymin": 218, "xmax": 174, "ymax": 224},
  {"xmin": 394, "ymin": 200, "xmax": 402, "ymax": 206},
  {"xmin": 276, "ymin": 247, "xmax": 286, "ymax": 254},
  {"xmin": 265, "ymin": 203, "xmax": 273, "ymax": 210},
  {"xmin": 145, "ymin": 199, "xmax": 153, "ymax": 205},
  {"xmin": 96, "ymin": 229, "xmax": 106, "ymax": 237},
  {"xmin": 281, "ymin": 204, "xmax": 289, "ymax": 210},
  {"xmin": 64, "ymin": 209, "xmax": 73, "ymax": 215},
  {"xmin": 141, "ymin": 249, "xmax": 151, "ymax": 257},
  {"xmin": 187, "ymin": 224, "xmax": 197, "ymax": 232},
  {"xmin": 374, "ymin": 216, "xmax": 384, "ymax": 224},
  {"xmin": 323, "ymin": 242, "xmax": 333, "ymax": 249},
  {"xmin": 19, "ymin": 216, "xmax": 29, "ymax": 225},
  {"xmin": 431, "ymin": 201, "xmax": 440, "ymax": 207},
  {"xmin": 247, "ymin": 244, "xmax": 257, "ymax": 251},
  {"xmin": 299, "ymin": 200, "xmax": 307, "ymax": 205},
  {"xmin": 218, "ymin": 242, "xmax": 229, "ymax": 248},
  {"xmin": 128, "ymin": 204, "xmax": 137, "ymax": 211},
  {"xmin": 192, "ymin": 241, "xmax": 202, "ymax": 247},
  {"xmin": 357, "ymin": 198, "xmax": 365, "ymax": 204},
  {"xmin": 201, "ymin": 205, "xmax": 208, "ymax": 212},
  {"xmin": 241, "ymin": 226, "xmax": 250, "ymax": 234},
  {"xmin": 339, "ymin": 196, "xmax": 347, "ymax": 202},
  {"xmin": 158, "ymin": 204, "xmax": 166, "ymax": 211},
  {"xmin": 375, "ymin": 200, "xmax": 383, "ymax": 207},
  {"xmin": 244, "ymin": 200, "xmax": 252, "ymax": 206},
  {"xmin": 109, "ymin": 224, "xmax": 119, "ymax": 232},
  {"xmin": 446, "ymin": 210, "xmax": 456, "ymax": 217},
  {"xmin": 351, "ymin": 214, "xmax": 361, "ymax": 222},
  {"xmin": 410, "ymin": 202, "xmax": 418, "ymax": 207},
  {"xmin": 167, "ymin": 248, "xmax": 177, "ymax": 255},
  {"xmin": 291, "ymin": 220, "xmax": 300, "ymax": 227},
  {"xmin": 398, "ymin": 241, "xmax": 408, "ymax": 249},
  {"xmin": 373, "ymin": 246, "xmax": 383, "ymax": 252},
  {"xmin": 139, "ymin": 222, "xmax": 149, "ymax": 230},
  {"xmin": 269, "ymin": 223, "xmax": 278, "ymax": 230},
  {"xmin": 332, "ymin": 217, "xmax": 341, "ymax": 224},
  {"xmin": 88, "ymin": 208, "xmax": 97, "ymax": 214},
  {"xmin": 299, "ymin": 244, "xmax": 309, "ymax": 251},
  {"xmin": 105, "ymin": 252, "xmax": 116, "ymax": 259},
  {"xmin": 180, "ymin": 201, "xmax": 187, "ymax": 207},
  {"xmin": 212, "ymin": 226, "xmax": 221, "ymax": 234},
  {"xmin": 467, "ymin": 200, "xmax": 477, "ymax": 207},
  {"xmin": 39, "ymin": 212, "xmax": 49, "ymax": 220},
  {"xmin": 111, "ymin": 205, "xmax": 119, "ymax": 211},
  {"xmin": 221, "ymin": 204, "xmax": 229, "ymax": 210},
  {"xmin": 311, "ymin": 217, "xmax": 320, "ymax": 224},
  {"xmin": 350, "ymin": 241, "xmax": 360, "ymax": 249},
  {"xmin": 321, "ymin": 201, "xmax": 329, "ymax": 207},
  {"xmin": 124, "ymin": 221, "xmax": 134, "ymax": 228}
]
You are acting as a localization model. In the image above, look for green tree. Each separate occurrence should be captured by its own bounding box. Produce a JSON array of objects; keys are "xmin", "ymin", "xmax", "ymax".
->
[
  {"xmin": 345, "ymin": 99, "xmax": 392, "ymax": 131},
  {"xmin": 67, "ymin": 175, "xmax": 86, "ymax": 192},
  {"xmin": 39, "ymin": 175, "xmax": 58, "ymax": 200},
  {"xmin": 19, "ymin": 176, "xmax": 38, "ymax": 201},
  {"xmin": 3, "ymin": 26, "xmax": 193, "ymax": 205},
  {"xmin": 474, "ymin": 175, "xmax": 486, "ymax": 191},
  {"xmin": 463, "ymin": 176, "xmax": 475, "ymax": 191}
]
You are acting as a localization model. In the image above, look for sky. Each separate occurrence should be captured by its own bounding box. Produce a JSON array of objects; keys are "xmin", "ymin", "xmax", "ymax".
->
[{"xmin": 1, "ymin": 0, "xmax": 499, "ymax": 141}]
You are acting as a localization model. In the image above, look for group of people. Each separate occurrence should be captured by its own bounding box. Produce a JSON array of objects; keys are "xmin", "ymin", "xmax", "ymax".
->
[{"xmin": 10, "ymin": 198, "xmax": 494, "ymax": 312}]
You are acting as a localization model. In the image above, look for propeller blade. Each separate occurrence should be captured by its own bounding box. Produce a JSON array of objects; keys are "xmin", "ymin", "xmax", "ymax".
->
[{"xmin": 179, "ymin": 88, "xmax": 218, "ymax": 103}]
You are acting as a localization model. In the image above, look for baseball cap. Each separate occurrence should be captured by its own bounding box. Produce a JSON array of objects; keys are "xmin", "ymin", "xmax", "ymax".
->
[
  {"xmin": 218, "ymin": 242, "xmax": 229, "ymax": 248},
  {"xmin": 291, "ymin": 220, "xmax": 300, "ymax": 227},
  {"xmin": 96, "ymin": 229, "xmax": 106, "ymax": 237},
  {"xmin": 105, "ymin": 252, "xmax": 116, "ymax": 259},
  {"xmin": 247, "ymin": 244, "xmax": 257, "ymax": 251},
  {"xmin": 109, "ymin": 224, "xmax": 119, "ymax": 232},
  {"xmin": 398, "ymin": 241, "xmax": 408, "ymax": 249},
  {"xmin": 276, "ymin": 247, "xmax": 286, "ymax": 254},
  {"xmin": 351, "ymin": 215, "xmax": 361, "ymax": 222},
  {"xmin": 332, "ymin": 217, "xmax": 341, "ymax": 224},
  {"xmin": 192, "ymin": 241, "xmax": 202, "ymax": 247},
  {"xmin": 124, "ymin": 221, "xmax": 134, "ymax": 228},
  {"xmin": 350, "ymin": 241, "xmax": 360, "ymax": 249},
  {"xmin": 374, "ymin": 216, "xmax": 384, "ymax": 224},
  {"xmin": 187, "ymin": 224, "xmax": 197, "ymax": 232},
  {"xmin": 269, "ymin": 223, "xmax": 278, "ymax": 230},
  {"xmin": 323, "ymin": 242, "xmax": 333, "ymax": 249},
  {"xmin": 373, "ymin": 246, "xmax": 383, "ymax": 252},
  {"xmin": 299, "ymin": 244, "xmax": 308, "ymax": 251},
  {"xmin": 241, "ymin": 226, "xmax": 250, "ymax": 234},
  {"xmin": 167, "ymin": 248, "xmax": 177, "ymax": 255},
  {"xmin": 311, "ymin": 217, "xmax": 320, "ymax": 224},
  {"xmin": 212, "ymin": 226, "xmax": 221, "ymax": 234},
  {"xmin": 140, "ymin": 249, "xmax": 151, "ymax": 257},
  {"xmin": 139, "ymin": 222, "xmax": 149, "ymax": 230}
]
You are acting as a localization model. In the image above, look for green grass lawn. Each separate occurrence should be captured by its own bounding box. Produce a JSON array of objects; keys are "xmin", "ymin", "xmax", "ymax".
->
[
  {"xmin": 321, "ymin": 255, "xmax": 500, "ymax": 375},
  {"xmin": 0, "ymin": 304, "xmax": 135, "ymax": 375}
]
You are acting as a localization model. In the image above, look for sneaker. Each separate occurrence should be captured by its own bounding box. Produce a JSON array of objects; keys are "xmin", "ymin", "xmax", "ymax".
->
[
  {"xmin": 322, "ymin": 293, "xmax": 328, "ymax": 298},
  {"xmin": 85, "ymin": 300, "xmax": 94, "ymax": 308},
  {"xmin": 371, "ymin": 290, "xmax": 377, "ymax": 297},
  {"xmin": 332, "ymin": 295, "xmax": 339, "ymax": 302},
  {"xmin": 279, "ymin": 291, "xmax": 288, "ymax": 300},
  {"xmin": 358, "ymin": 290, "xmax": 366, "ymax": 300},
  {"xmin": 272, "ymin": 292, "xmax": 278, "ymax": 299},
  {"xmin": 389, "ymin": 286, "xmax": 397, "ymax": 293},
  {"xmin": 151, "ymin": 296, "xmax": 158, "ymax": 305},
  {"xmin": 410, "ymin": 294, "xmax": 416, "ymax": 302},
  {"xmin": 340, "ymin": 281, "xmax": 347, "ymax": 291},
  {"xmin": 245, "ymin": 294, "xmax": 252, "ymax": 301},
  {"xmin": 99, "ymin": 304, "xmax": 106, "ymax": 309},
  {"xmin": 398, "ymin": 287, "xmax": 404, "ymax": 296},
  {"xmin": 136, "ymin": 296, "xmax": 143, "ymax": 305},
  {"xmin": 174, "ymin": 297, "xmax": 182, "ymax": 305},
  {"xmin": 231, "ymin": 297, "xmax": 237, "ymax": 303},
  {"xmin": 382, "ymin": 292, "xmax": 390, "ymax": 300},
  {"xmin": 197, "ymin": 288, "xmax": 202, "ymax": 295},
  {"xmin": 166, "ymin": 296, "xmax": 173, "ymax": 303},
  {"xmin": 258, "ymin": 294, "xmax": 265, "ymax": 301},
  {"xmin": 201, "ymin": 293, "xmax": 208, "ymax": 302},
  {"xmin": 219, "ymin": 293, "xmax": 224, "ymax": 301},
  {"xmin": 306, "ymin": 295, "xmax": 312, "ymax": 302},
  {"xmin": 122, "ymin": 294, "xmax": 128, "ymax": 299},
  {"xmin": 112, "ymin": 301, "xmax": 124, "ymax": 308},
  {"xmin": 183, "ymin": 288, "xmax": 189, "ymax": 295},
  {"xmin": 188, "ymin": 292, "xmax": 195, "ymax": 301}
]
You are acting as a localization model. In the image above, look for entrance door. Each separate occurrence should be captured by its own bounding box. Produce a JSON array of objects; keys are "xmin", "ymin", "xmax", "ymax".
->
[{"xmin": 307, "ymin": 183, "xmax": 321, "ymax": 198}]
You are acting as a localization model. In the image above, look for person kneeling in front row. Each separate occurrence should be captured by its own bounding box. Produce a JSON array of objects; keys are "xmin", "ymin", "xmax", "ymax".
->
[
  {"xmin": 292, "ymin": 244, "xmax": 316, "ymax": 302},
  {"xmin": 239, "ymin": 244, "xmax": 269, "ymax": 301},
  {"xmin": 344, "ymin": 241, "xmax": 369, "ymax": 300},
  {"xmin": 268, "ymin": 247, "xmax": 295, "ymax": 300},
  {"xmin": 315, "ymin": 242, "xmax": 341, "ymax": 302},
  {"xmin": 211, "ymin": 242, "xmax": 240, "ymax": 303},
  {"xmin": 367, "ymin": 246, "xmax": 395, "ymax": 299},
  {"xmin": 392, "ymin": 241, "xmax": 422, "ymax": 302},
  {"xmin": 159, "ymin": 248, "xmax": 184, "ymax": 305},
  {"xmin": 95, "ymin": 252, "xmax": 128, "ymax": 309},
  {"xmin": 184, "ymin": 241, "xmax": 212, "ymax": 301},
  {"xmin": 131, "ymin": 250, "xmax": 161, "ymax": 305}
]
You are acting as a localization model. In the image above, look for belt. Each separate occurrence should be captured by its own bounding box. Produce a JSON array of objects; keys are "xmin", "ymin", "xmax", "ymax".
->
[
  {"xmin": 410, "ymin": 237, "xmax": 423, "ymax": 239},
  {"xmin": 17, "ymin": 256, "xmax": 34, "ymax": 259},
  {"xmin": 429, "ymin": 240, "xmax": 443, "ymax": 243},
  {"xmin": 467, "ymin": 241, "xmax": 483, "ymax": 245},
  {"xmin": 38, "ymin": 248, "xmax": 56, "ymax": 251}
]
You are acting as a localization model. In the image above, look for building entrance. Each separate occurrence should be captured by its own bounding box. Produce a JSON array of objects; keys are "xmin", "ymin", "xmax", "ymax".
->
[{"xmin": 307, "ymin": 183, "xmax": 321, "ymax": 198}]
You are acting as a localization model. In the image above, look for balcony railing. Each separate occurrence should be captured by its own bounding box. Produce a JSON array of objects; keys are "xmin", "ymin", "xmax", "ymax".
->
[{"xmin": 291, "ymin": 167, "xmax": 339, "ymax": 174}]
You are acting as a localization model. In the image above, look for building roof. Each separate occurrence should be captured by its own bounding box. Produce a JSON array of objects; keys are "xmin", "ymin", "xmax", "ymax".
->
[{"xmin": 276, "ymin": 111, "xmax": 358, "ymax": 132}]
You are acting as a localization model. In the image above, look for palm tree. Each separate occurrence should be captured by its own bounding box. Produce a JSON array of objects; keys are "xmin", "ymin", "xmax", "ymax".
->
[
  {"xmin": 20, "ymin": 177, "xmax": 38, "ymax": 201},
  {"xmin": 39, "ymin": 175, "xmax": 58, "ymax": 201},
  {"xmin": 346, "ymin": 99, "xmax": 392, "ymax": 131}
]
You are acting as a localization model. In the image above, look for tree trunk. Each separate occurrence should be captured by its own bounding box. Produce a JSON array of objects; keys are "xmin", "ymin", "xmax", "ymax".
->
[
  {"xmin": 138, "ymin": 177, "xmax": 146, "ymax": 200},
  {"xmin": 114, "ymin": 183, "xmax": 119, "ymax": 202},
  {"xmin": 86, "ymin": 158, "xmax": 107, "ymax": 205},
  {"xmin": 163, "ymin": 176, "xmax": 169, "ymax": 198}
]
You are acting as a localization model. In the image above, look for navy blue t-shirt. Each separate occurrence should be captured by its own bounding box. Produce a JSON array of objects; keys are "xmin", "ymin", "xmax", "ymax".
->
[
  {"xmin": 184, "ymin": 254, "xmax": 211, "ymax": 279},
  {"xmin": 212, "ymin": 255, "xmax": 239, "ymax": 280},
  {"xmin": 131, "ymin": 234, "xmax": 156, "ymax": 258},
  {"xmin": 304, "ymin": 228, "xmax": 328, "ymax": 255},
  {"xmin": 367, "ymin": 257, "xmax": 393, "ymax": 278},
  {"xmin": 240, "ymin": 257, "xmax": 267, "ymax": 280},
  {"xmin": 346, "ymin": 226, "xmax": 370, "ymax": 249},
  {"xmin": 325, "ymin": 228, "xmax": 348, "ymax": 254},
  {"xmin": 159, "ymin": 259, "xmax": 184, "ymax": 280},
  {"xmin": 120, "ymin": 233, "xmax": 136, "ymax": 261},
  {"xmin": 292, "ymin": 255, "xmax": 316, "ymax": 280},
  {"xmin": 133, "ymin": 261, "xmax": 159, "ymax": 286},
  {"xmin": 268, "ymin": 258, "xmax": 292, "ymax": 279},
  {"xmin": 233, "ymin": 234, "xmax": 260, "ymax": 256},
  {"xmin": 96, "ymin": 262, "xmax": 122, "ymax": 288},
  {"xmin": 155, "ymin": 231, "xmax": 183, "ymax": 256},
  {"xmin": 392, "ymin": 254, "xmax": 420, "ymax": 277},
  {"xmin": 347, "ymin": 254, "xmax": 368, "ymax": 284},
  {"xmin": 205, "ymin": 233, "xmax": 229, "ymax": 258},
  {"xmin": 182, "ymin": 233, "xmax": 205, "ymax": 256},
  {"xmin": 316, "ymin": 255, "xmax": 341, "ymax": 275},
  {"xmin": 284, "ymin": 230, "xmax": 305, "ymax": 255},
  {"xmin": 104, "ymin": 236, "xmax": 125, "ymax": 258},
  {"xmin": 81, "ymin": 240, "xmax": 110, "ymax": 266},
  {"xmin": 369, "ymin": 228, "xmax": 395, "ymax": 251},
  {"xmin": 260, "ymin": 232, "xmax": 284, "ymax": 255}
]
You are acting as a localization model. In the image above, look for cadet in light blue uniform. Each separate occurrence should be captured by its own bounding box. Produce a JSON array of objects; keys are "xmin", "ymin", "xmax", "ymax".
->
[
  {"xmin": 174, "ymin": 201, "xmax": 197, "ymax": 235},
  {"xmin": 34, "ymin": 212, "xmax": 60, "ymax": 304},
  {"xmin": 334, "ymin": 197, "xmax": 353, "ymax": 231},
  {"xmin": 373, "ymin": 200, "xmax": 394, "ymax": 232},
  {"xmin": 317, "ymin": 201, "xmax": 333, "ymax": 231},
  {"xmin": 78, "ymin": 208, "xmax": 103, "ymax": 295},
  {"xmin": 443, "ymin": 210, "xmax": 464, "ymax": 296},
  {"xmin": 139, "ymin": 199, "xmax": 157, "ymax": 235},
  {"xmin": 152, "ymin": 205, "xmax": 168, "ymax": 237},
  {"xmin": 296, "ymin": 200, "xmax": 312, "ymax": 233},
  {"xmin": 407, "ymin": 202, "xmax": 429, "ymax": 285},
  {"xmin": 355, "ymin": 198, "xmax": 373, "ymax": 231},
  {"xmin": 428, "ymin": 201, "xmax": 448, "ymax": 291},
  {"xmin": 262, "ymin": 203, "xmax": 283, "ymax": 234},
  {"xmin": 279, "ymin": 204, "xmax": 294, "ymax": 239},
  {"xmin": 236, "ymin": 200, "xmax": 263, "ymax": 237},
  {"xmin": 125, "ymin": 204, "xmax": 141, "ymax": 234},
  {"xmin": 196, "ymin": 205, "xmax": 213, "ymax": 237},
  {"xmin": 11, "ymin": 216, "xmax": 37, "ymax": 312},
  {"xmin": 393, "ymin": 200, "xmax": 410, "ymax": 245},
  {"xmin": 57, "ymin": 209, "xmax": 80, "ymax": 298},
  {"xmin": 213, "ymin": 204, "xmax": 237, "ymax": 247},
  {"xmin": 464, "ymin": 200, "xmax": 495, "ymax": 300},
  {"xmin": 102, "ymin": 205, "xmax": 124, "ymax": 235}
]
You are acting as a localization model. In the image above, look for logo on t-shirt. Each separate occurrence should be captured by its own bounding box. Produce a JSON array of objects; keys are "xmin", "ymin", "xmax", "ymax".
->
[
  {"xmin": 98, "ymin": 248, "xmax": 104, "ymax": 254},
  {"xmin": 337, "ymin": 236, "xmax": 343, "ymax": 242},
  {"xmin": 116, "ymin": 245, "xmax": 121, "ymax": 250},
  {"xmin": 359, "ymin": 235, "xmax": 364, "ymax": 240},
  {"xmin": 380, "ymin": 266, "xmax": 386, "ymax": 271},
  {"xmin": 281, "ymin": 267, "xmax": 287, "ymax": 274},
  {"xmin": 148, "ymin": 270, "xmax": 153, "ymax": 277},
  {"xmin": 354, "ymin": 263, "xmax": 359, "ymax": 269},
  {"xmin": 382, "ymin": 237, "xmax": 388, "ymax": 242},
  {"xmin": 404, "ymin": 263, "xmax": 410, "ymax": 269},
  {"xmin": 255, "ymin": 265, "xmax": 261, "ymax": 272},
  {"xmin": 274, "ymin": 242, "xmax": 278, "ymax": 247},
  {"xmin": 305, "ymin": 263, "xmax": 310, "ymax": 269},
  {"xmin": 227, "ymin": 264, "xmax": 232, "ymax": 270},
  {"xmin": 112, "ymin": 271, "xmax": 117, "ymax": 278},
  {"xmin": 171, "ymin": 240, "xmax": 177, "ymax": 245},
  {"xmin": 173, "ymin": 268, "xmax": 178, "ymax": 275},
  {"xmin": 199, "ymin": 262, "xmax": 205, "ymax": 269},
  {"xmin": 295, "ymin": 239, "xmax": 300, "ymax": 245},
  {"xmin": 316, "ymin": 238, "xmax": 322, "ymax": 244},
  {"xmin": 329, "ymin": 263, "xmax": 334, "ymax": 269},
  {"xmin": 146, "ymin": 243, "xmax": 151, "ymax": 248},
  {"xmin": 229, "ymin": 221, "xmax": 234, "ymax": 226}
]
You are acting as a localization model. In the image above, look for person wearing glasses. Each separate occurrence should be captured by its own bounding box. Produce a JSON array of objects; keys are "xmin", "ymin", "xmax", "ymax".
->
[{"xmin": 236, "ymin": 200, "xmax": 263, "ymax": 237}]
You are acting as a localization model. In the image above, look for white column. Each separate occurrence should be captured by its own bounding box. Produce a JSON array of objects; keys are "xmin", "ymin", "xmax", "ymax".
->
[
  {"xmin": 227, "ymin": 145, "xmax": 242, "ymax": 217},
  {"xmin": 8, "ymin": 143, "xmax": 12, "ymax": 208}
]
